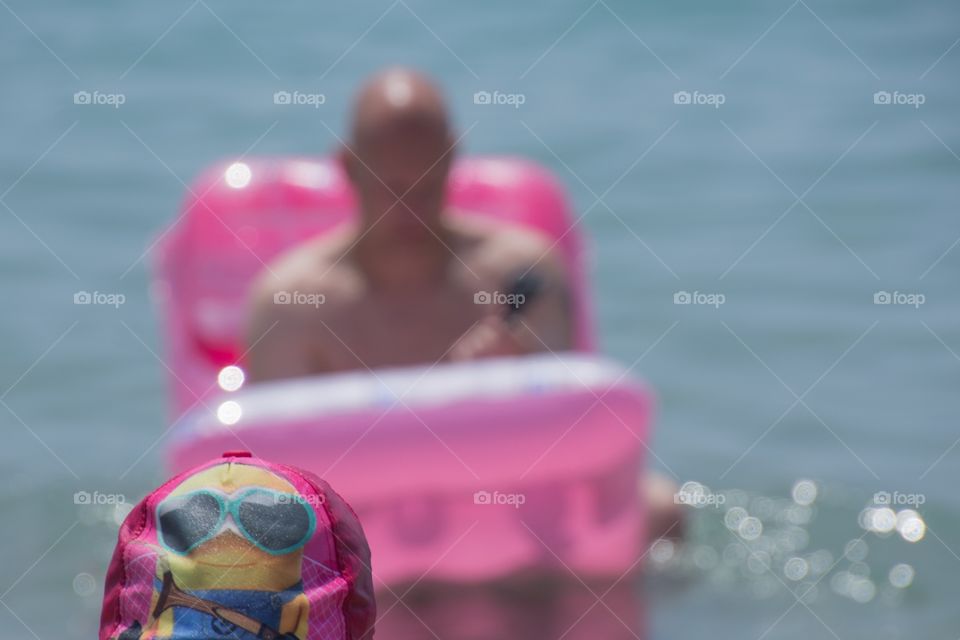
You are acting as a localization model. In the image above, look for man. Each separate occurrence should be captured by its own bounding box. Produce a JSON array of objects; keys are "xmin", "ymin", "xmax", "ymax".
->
[
  {"xmin": 245, "ymin": 67, "xmax": 681, "ymax": 544},
  {"xmin": 246, "ymin": 68, "xmax": 571, "ymax": 378}
]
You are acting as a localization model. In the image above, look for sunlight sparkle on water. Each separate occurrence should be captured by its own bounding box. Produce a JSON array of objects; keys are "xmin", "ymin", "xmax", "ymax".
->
[
  {"xmin": 649, "ymin": 481, "xmax": 922, "ymax": 604},
  {"xmin": 73, "ymin": 573, "xmax": 97, "ymax": 596},
  {"xmin": 896, "ymin": 510, "xmax": 926, "ymax": 542},
  {"xmin": 791, "ymin": 479, "xmax": 818, "ymax": 506},
  {"xmin": 889, "ymin": 563, "xmax": 915, "ymax": 588},
  {"xmin": 784, "ymin": 556, "xmax": 809, "ymax": 581},
  {"xmin": 844, "ymin": 539, "xmax": 868, "ymax": 562},
  {"xmin": 860, "ymin": 507, "xmax": 897, "ymax": 534},
  {"xmin": 738, "ymin": 516, "xmax": 763, "ymax": 541}
]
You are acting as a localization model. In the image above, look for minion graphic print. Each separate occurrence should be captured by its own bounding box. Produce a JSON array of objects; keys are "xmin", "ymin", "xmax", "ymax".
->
[{"xmin": 144, "ymin": 462, "xmax": 314, "ymax": 640}]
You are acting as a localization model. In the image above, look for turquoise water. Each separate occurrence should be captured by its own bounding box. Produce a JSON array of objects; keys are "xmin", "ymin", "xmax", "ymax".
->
[{"xmin": 1, "ymin": 0, "xmax": 958, "ymax": 637}]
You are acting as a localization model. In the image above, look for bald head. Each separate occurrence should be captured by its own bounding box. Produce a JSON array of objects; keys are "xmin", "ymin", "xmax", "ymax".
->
[
  {"xmin": 350, "ymin": 68, "xmax": 451, "ymax": 152},
  {"xmin": 342, "ymin": 68, "xmax": 455, "ymax": 240}
]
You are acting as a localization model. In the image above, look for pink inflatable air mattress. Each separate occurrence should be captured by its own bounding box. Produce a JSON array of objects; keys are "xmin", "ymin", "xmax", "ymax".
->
[{"xmin": 153, "ymin": 157, "xmax": 652, "ymax": 586}]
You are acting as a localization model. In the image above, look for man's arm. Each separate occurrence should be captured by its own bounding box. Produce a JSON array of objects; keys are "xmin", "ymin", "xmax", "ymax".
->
[
  {"xmin": 505, "ymin": 248, "xmax": 574, "ymax": 353},
  {"xmin": 450, "ymin": 238, "xmax": 574, "ymax": 361},
  {"xmin": 244, "ymin": 275, "xmax": 323, "ymax": 383}
]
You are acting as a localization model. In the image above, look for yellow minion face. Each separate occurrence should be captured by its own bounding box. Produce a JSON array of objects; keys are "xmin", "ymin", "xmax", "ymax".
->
[{"xmin": 156, "ymin": 463, "xmax": 316, "ymax": 591}]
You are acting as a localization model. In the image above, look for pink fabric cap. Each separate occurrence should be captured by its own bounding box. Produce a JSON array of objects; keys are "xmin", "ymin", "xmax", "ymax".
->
[{"xmin": 99, "ymin": 452, "xmax": 375, "ymax": 640}]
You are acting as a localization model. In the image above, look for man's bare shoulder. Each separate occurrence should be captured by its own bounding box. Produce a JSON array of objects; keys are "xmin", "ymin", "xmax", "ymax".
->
[
  {"xmin": 451, "ymin": 215, "xmax": 565, "ymax": 277},
  {"xmin": 250, "ymin": 225, "xmax": 364, "ymax": 311}
]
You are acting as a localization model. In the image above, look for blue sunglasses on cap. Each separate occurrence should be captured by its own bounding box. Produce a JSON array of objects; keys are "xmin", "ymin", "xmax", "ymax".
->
[{"xmin": 157, "ymin": 487, "xmax": 317, "ymax": 556}]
